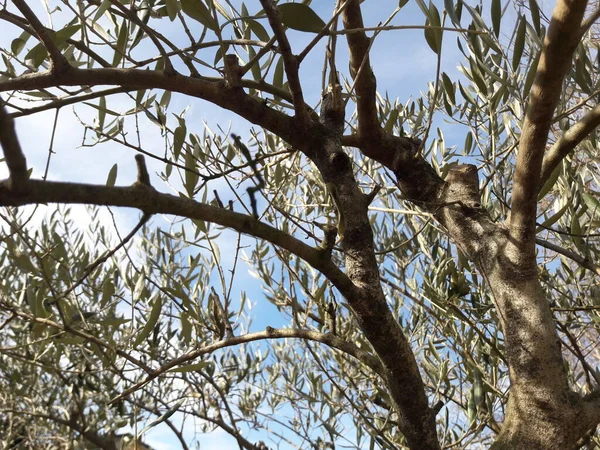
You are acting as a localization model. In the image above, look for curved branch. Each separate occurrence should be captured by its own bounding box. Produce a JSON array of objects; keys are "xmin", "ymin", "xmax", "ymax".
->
[
  {"xmin": 0, "ymin": 68, "xmax": 303, "ymax": 150},
  {"xmin": 110, "ymin": 326, "xmax": 384, "ymax": 404},
  {"xmin": 0, "ymin": 177, "xmax": 355, "ymax": 298},
  {"xmin": 536, "ymin": 237, "xmax": 600, "ymax": 276},
  {"xmin": 510, "ymin": 0, "xmax": 587, "ymax": 260},
  {"xmin": 540, "ymin": 104, "xmax": 600, "ymax": 186}
]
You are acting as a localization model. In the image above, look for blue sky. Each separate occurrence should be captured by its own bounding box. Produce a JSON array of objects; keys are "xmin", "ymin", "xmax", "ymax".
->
[{"xmin": 0, "ymin": 0, "xmax": 530, "ymax": 448}]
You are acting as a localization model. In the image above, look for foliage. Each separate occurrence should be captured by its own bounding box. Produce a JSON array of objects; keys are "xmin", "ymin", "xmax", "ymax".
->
[{"xmin": 1, "ymin": 0, "xmax": 600, "ymax": 449}]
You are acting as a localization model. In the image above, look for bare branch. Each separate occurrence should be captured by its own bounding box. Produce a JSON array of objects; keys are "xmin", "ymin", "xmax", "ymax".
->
[
  {"xmin": 11, "ymin": 0, "xmax": 70, "ymax": 72},
  {"xmin": 0, "ymin": 177, "xmax": 355, "ymax": 299},
  {"xmin": 536, "ymin": 237, "xmax": 600, "ymax": 276},
  {"xmin": 0, "ymin": 101, "xmax": 28, "ymax": 192},
  {"xmin": 110, "ymin": 326, "xmax": 384, "ymax": 404},
  {"xmin": 342, "ymin": 0, "xmax": 380, "ymax": 142},
  {"xmin": 0, "ymin": 67, "xmax": 303, "ymax": 150},
  {"xmin": 540, "ymin": 104, "xmax": 600, "ymax": 186},
  {"xmin": 579, "ymin": 6, "xmax": 600, "ymax": 36},
  {"xmin": 259, "ymin": 0, "xmax": 309, "ymax": 124},
  {"xmin": 134, "ymin": 154, "xmax": 152, "ymax": 186},
  {"xmin": 510, "ymin": 0, "xmax": 588, "ymax": 261}
]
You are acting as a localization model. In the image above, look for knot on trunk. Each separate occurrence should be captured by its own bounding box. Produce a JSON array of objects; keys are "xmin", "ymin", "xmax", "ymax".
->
[
  {"xmin": 320, "ymin": 84, "xmax": 345, "ymax": 132},
  {"xmin": 442, "ymin": 164, "xmax": 482, "ymax": 212},
  {"xmin": 224, "ymin": 54, "xmax": 243, "ymax": 89}
]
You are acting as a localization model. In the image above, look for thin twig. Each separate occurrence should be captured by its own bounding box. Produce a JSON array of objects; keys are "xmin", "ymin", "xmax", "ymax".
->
[
  {"xmin": 9, "ymin": 87, "xmax": 132, "ymax": 118},
  {"xmin": 49, "ymin": 212, "xmax": 152, "ymax": 306},
  {"xmin": 240, "ymin": 36, "xmax": 277, "ymax": 76},
  {"xmin": 417, "ymin": 13, "xmax": 446, "ymax": 157},
  {"xmin": 297, "ymin": 0, "xmax": 352, "ymax": 63}
]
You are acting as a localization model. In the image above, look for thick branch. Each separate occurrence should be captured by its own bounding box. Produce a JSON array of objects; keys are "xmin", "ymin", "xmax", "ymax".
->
[
  {"xmin": 315, "ymin": 89, "xmax": 440, "ymax": 450},
  {"xmin": 510, "ymin": 0, "xmax": 588, "ymax": 260},
  {"xmin": 0, "ymin": 102, "xmax": 28, "ymax": 191},
  {"xmin": 579, "ymin": 6, "xmax": 600, "ymax": 37},
  {"xmin": 0, "ymin": 68, "xmax": 303, "ymax": 150},
  {"xmin": 0, "ymin": 177, "xmax": 355, "ymax": 298},
  {"xmin": 342, "ymin": 0, "xmax": 380, "ymax": 142},
  {"xmin": 540, "ymin": 104, "xmax": 600, "ymax": 185}
]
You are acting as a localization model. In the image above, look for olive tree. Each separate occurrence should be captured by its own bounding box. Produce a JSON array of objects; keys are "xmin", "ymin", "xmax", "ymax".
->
[{"xmin": 1, "ymin": 0, "xmax": 600, "ymax": 449}]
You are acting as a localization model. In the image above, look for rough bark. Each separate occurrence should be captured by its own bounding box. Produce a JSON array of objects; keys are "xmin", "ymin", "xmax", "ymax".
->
[{"xmin": 314, "ymin": 87, "xmax": 440, "ymax": 449}]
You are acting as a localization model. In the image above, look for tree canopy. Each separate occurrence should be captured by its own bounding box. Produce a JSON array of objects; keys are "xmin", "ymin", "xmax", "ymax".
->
[{"xmin": 1, "ymin": 0, "xmax": 600, "ymax": 449}]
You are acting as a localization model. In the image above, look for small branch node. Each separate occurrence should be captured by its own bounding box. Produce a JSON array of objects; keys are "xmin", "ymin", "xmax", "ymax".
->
[
  {"xmin": 326, "ymin": 300, "xmax": 337, "ymax": 335},
  {"xmin": 224, "ymin": 54, "xmax": 243, "ymax": 89},
  {"xmin": 442, "ymin": 164, "xmax": 481, "ymax": 212},
  {"xmin": 213, "ymin": 190, "xmax": 224, "ymax": 208},
  {"xmin": 320, "ymin": 84, "xmax": 345, "ymax": 130},
  {"xmin": 364, "ymin": 184, "xmax": 381, "ymax": 205},
  {"xmin": 319, "ymin": 224, "xmax": 338, "ymax": 257},
  {"xmin": 134, "ymin": 154, "xmax": 152, "ymax": 186}
]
